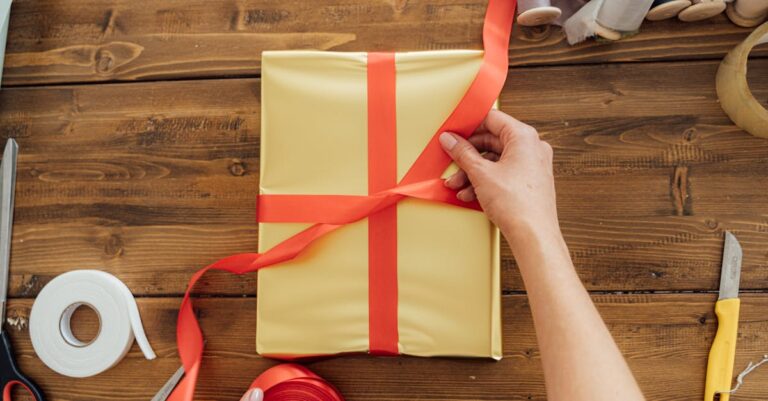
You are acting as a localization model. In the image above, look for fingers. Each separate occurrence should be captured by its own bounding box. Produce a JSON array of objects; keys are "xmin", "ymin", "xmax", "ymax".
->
[
  {"xmin": 457, "ymin": 186, "xmax": 476, "ymax": 202},
  {"xmin": 468, "ymin": 133, "xmax": 504, "ymax": 154},
  {"xmin": 446, "ymin": 152, "xmax": 497, "ymax": 203},
  {"xmin": 478, "ymin": 109, "xmax": 532, "ymax": 137},
  {"xmin": 477, "ymin": 109, "xmax": 539, "ymax": 145},
  {"xmin": 439, "ymin": 132, "xmax": 489, "ymax": 177},
  {"xmin": 445, "ymin": 169, "xmax": 468, "ymax": 190},
  {"xmin": 541, "ymin": 141, "xmax": 554, "ymax": 174},
  {"xmin": 445, "ymin": 152, "xmax": 498, "ymax": 190},
  {"xmin": 240, "ymin": 388, "xmax": 264, "ymax": 401},
  {"xmin": 541, "ymin": 141, "xmax": 553, "ymax": 163}
]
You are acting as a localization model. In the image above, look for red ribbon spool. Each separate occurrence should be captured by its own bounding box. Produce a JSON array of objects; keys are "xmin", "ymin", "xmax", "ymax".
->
[{"xmin": 251, "ymin": 364, "xmax": 343, "ymax": 401}]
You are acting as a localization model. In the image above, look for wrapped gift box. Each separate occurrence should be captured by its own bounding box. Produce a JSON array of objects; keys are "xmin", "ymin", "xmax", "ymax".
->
[{"xmin": 257, "ymin": 50, "xmax": 502, "ymax": 359}]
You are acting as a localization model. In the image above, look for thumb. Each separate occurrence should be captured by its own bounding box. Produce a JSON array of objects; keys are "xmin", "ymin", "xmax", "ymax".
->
[
  {"xmin": 439, "ymin": 132, "xmax": 487, "ymax": 176},
  {"xmin": 240, "ymin": 388, "xmax": 264, "ymax": 401}
]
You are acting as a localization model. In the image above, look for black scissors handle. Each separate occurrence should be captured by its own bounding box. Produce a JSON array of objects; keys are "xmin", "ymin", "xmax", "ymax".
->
[{"xmin": 0, "ymin": 331, "xmax": 44, "ymax": 401}]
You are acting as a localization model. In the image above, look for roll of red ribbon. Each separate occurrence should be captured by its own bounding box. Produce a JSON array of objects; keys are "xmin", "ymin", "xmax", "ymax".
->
[{"xmin": 251, "ymin": 364, "xmax": 344, "ymax": 401}]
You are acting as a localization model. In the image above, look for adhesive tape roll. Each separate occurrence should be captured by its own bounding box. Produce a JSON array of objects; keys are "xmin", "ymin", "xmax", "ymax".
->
[
  {"xmin": 717, "ymin": 22, "xmax": 768, "ymax": 138},
  {"xmin": 30, "ymin": 270, "xmax": 156, "ymax": 378}
]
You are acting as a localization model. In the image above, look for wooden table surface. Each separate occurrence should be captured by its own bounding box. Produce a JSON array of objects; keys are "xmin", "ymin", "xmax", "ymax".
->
[{"xmin": 1, "ymin": 1, "xmax": 768, "ymax": 400}]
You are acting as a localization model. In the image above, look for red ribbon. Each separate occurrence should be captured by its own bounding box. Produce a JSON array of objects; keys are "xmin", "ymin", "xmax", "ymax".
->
[
  {"xmin": 168, "ymin": 1, "xmax": 516, "ymax": 399},
  {"xmin": 366, "ymin": 52, "xmax": 399, "ymax": 355},
  {"xmin": 250, "ymin": 364, "xmax": 343, "ymax": 401}
]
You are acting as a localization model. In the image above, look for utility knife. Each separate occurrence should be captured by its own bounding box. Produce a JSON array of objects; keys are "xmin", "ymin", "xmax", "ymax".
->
[{"xmin": 704, "ymin": 231, "xmax": 742, "ymax": 401}]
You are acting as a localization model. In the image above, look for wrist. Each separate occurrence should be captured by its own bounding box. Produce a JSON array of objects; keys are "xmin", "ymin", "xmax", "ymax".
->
[{"xmin": 500, "ymin": 217, "xmax": 564, "ymax": 258}]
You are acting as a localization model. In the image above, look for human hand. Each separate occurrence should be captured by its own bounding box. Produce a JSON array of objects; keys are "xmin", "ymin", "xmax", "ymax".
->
[
  {"xmin": 240, "ymin": 388, "xmax": 264, "ymax": 401},
  {"xmin": 439, "ymin": 109, "xmax": 558, "ymax": 247}
]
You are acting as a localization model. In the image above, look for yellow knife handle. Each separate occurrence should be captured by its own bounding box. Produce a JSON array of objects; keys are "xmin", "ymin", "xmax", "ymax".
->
[{"xmin": 705, "ymin": 298, "xmax": 740, "ymax": 401}]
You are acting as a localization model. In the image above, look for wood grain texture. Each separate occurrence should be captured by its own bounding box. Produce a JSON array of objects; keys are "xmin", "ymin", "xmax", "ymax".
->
[
  {"xmin": 1, "ymin": 59, "xmax": 767, "ymax": 295},
  {"xmin": 6, "ymin": 294, "xmax": 768, "ymax": 401},
  {"xmin": 4, "ymin": 1, "xmax": 768, "ymax": 400},
  {"xmin": 4, "ymin": 0, "xmax": 766, "ymax": 86}
]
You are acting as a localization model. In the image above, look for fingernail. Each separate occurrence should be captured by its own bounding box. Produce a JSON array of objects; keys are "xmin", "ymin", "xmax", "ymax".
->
[
  {"xmin": 439, "ymin": 132, "xmax": 457, "ymax": 150},
  {"xmin": 242, "ymin": 388, "xmax": 263, "ymax": 401},
  {"xmin": 250, "ymin": 389, "xmax": 264, "ymax": 401},
  {"xmin": 444, "ymin": 174, "xmax": 455, "ymax": 187},
  {"xmin": 457, "ymin": 188, "xmax": 475, "ymax": 203}
]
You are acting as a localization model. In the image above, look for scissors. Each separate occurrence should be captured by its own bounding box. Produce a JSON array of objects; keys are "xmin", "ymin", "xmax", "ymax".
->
[
  {"xmin": 152, "ymin": 365, "xmax": 185, "ymax": 401},
  {"xmin": 0, "ymin": 139, "xmax": 45, "ymax": 401}
]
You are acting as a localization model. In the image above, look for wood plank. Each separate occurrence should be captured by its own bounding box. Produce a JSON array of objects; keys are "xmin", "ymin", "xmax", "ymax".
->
[
  {"xmin": 7, "ymin": 224, "xmax": 259, "ymax": 296},
  {"xmin": 2, "ymin": 60, "xmax": 767, "ymax": 295},
  {"xmin": 4, "ymin": 0, "xmax": 765, "ymax": 86},
  {"xmin": 8, "ymin": 215, "xmax": 768, "ymax": 298},
  {"xmin": 6, "ymin": 294, "xmax": 768, "ymax": 400}
]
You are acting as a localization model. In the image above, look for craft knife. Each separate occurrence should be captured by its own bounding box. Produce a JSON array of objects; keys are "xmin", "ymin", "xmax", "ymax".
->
[{"xmin": 704, "ymin": 231, "xmax": 742, "ymax": 401}]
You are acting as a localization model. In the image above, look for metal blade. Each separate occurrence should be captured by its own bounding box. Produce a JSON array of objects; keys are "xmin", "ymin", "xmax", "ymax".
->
[
  {"xmin": 152, "ymin": 365, "xmax": 185, "ymax": 401},
  {"xmin": 718, "ymin": 231, "xmax": 742, "ymax": 300},
  {"xmin": 0, "ymin": 139, "xmax": 17, "ymax": 331}
]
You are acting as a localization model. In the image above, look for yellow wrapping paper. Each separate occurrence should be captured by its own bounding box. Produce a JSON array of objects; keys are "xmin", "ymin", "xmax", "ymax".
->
[{"xmin": 258, "ymin": 50, "xmax": 501, "ymax": 359}]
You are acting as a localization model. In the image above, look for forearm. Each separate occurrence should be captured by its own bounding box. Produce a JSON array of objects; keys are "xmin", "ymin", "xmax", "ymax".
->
[
  {"xmin": 438, "ymin": 110, "xmax": 643, "ymax": 400},
  {"xmin": 504, "ymin": 224, "xmax": 644, "ymax": 401}
]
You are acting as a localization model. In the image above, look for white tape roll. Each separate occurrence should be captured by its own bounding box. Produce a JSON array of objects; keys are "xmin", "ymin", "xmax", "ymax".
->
[{"xmin": 30, "ymin": 270, "xmax": 156, "ymax": 377}]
